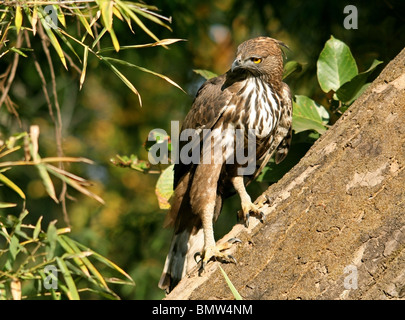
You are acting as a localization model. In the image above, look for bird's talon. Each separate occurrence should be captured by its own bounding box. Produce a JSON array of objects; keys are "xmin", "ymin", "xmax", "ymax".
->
[
  {"xmin": 245, "ymin": 213, "xmax": 250, "ymax": 228},
  {"xmin": 194, "ymin": 252, "xmax": 202, "ymax": 263},
  {"xmin": 228, "ymin": 237, "xmax": 242, "ymax": 244},
  {"xmin": 228, "ymin": 255, "xmax": 237, "ymax": 264}
]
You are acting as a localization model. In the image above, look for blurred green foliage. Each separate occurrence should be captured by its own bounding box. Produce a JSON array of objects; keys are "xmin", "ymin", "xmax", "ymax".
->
[{"xmin": 1, "ymin": 0, "xmax": 404, "ymax": 299}]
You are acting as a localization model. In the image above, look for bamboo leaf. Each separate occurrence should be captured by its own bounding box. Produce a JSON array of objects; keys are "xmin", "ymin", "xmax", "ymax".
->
[
  {"xmin": 56, "ymin": 257, "xmax": 80, "ymax": 300},
  {"xmin": 100, "ymin": 0, "xmax": 113, "ymax": 31},
  {"xmin": 97, "ymin": 38, "xmax": 186, "ymax": 53},
  {"xmin": 109, "ymin": 27, "xmax": 120, "ymax": 52},
  {"xmin": 33, "ymin": 216, "xmax": 43, "ymax": 240},
  {"xmin": 55, "ymin": 5, "xmax": 66, "ymax": 28},
  {"xmin": 45, "ymin": 164, "xmax": 105, "ymax": 204},
  {"xmin": 60, "ymin": 235, "xmax": 109, "ymax": 289},
  {"xmin": 15, "ymin": 4, "xmax": 22, "ymax": 34},
  {"xmin": 36, "ymin": 163, "xmax": 58, "ymax": 203},
  {"xmin": 100, "ymin": 56, "xmax": 142, "ymax": 106},
  {"xmin": 32, "ymin": 7, "xmax": 38, "ymax": 35},
  {"xmin": 73, "ymin": 8, "xmax": 94, "ymax": 38},
  {"xmin": 116, "ymin": 0, "xmax": 160, "ymax": 42},
  {"xmin": 0, "ymin": 202, "xmax": 17, "ymax": 208},
  {"xmin": 219, "ymin": 266, "xmax": 243, "ymax": 300},
  {"xmin": 57, "ymin": 235, "xmax": 90, "ymax": 278},
  {"xmin": 91, "ymin": 27, "xmax": 107, "ymax": 49},
  {"xmin": 39, "ymin": 11, "xmax": 67, "ymax": 69},
  {"xmin": 103, "ymin": 57, "xmax": 185, "ymax": 93},
  {"xmin": 0, "ymin": 173, "xmax": 25, "ymax": 199},
  {"xmin": 72, "ymin": 239, "xmax": 134, "ymax": 285},
  {"xmin": 80, "ymin": 46, "xmax": 89, "ymax": 90}
]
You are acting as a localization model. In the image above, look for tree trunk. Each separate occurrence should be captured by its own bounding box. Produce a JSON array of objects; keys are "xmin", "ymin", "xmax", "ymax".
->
[{"xmin": 165, "ymin": 47, "xmax": 405, "ymax": 300}]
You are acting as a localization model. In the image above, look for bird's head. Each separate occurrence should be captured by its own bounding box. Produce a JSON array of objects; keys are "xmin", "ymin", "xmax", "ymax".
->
[{"xmin": 231, "ymin": 37, "xmax": 287, "ymax": 83}]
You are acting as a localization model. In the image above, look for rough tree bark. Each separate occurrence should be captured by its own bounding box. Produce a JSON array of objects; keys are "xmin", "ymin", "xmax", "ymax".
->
[{"xmin": 166, "ymin": 47, "xmax": 405, "ymax": 300}]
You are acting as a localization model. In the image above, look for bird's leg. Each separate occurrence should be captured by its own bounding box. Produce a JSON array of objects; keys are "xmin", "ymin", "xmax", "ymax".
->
[
  {"xmin": 232, "ymin": 176, "xmax": 264, "ymax": 227},
  {"xmin": 194, "ymin": 206, "xmax": 240, "ymax": 274}
]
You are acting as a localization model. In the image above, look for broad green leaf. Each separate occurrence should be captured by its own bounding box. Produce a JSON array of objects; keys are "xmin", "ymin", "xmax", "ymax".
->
[
  {"xmin": 336, "ymin": 59, "xmax": 383, "ymax": 103},
  {"xmin": 80, "ymin": 46, "xmax": 89, "ymax": 90},
  {"xmin": 219, "ymin": 266, "xmax": 243, "ymax": 300},
  {"xmin": 293, "ymin": 95, "xmax": 328, "ymax": 134},
  {"xmin": 283, "ymin": 60, "xmax": 303, "ymax": 79},
  {"xmin": 193, "ymin": 69, "xmax": 218, "ymax": 80},
  {"xmin": 0, "ymin": 173, "xmax": 25, "ymax": 199},
  {"xmin": 155, "ymin": 165, "xmax": 174, "ymax": 210},
  {"xmin": 56, "ymin": 257, "xmax": 80, "ymax": 300},
  {"xmin": 15, "ymin": 4, "xmax": 22, "ymax": 34},
  {"xmin": 317, "ymin": 36, "xmax": 358, "ymax": 93}
]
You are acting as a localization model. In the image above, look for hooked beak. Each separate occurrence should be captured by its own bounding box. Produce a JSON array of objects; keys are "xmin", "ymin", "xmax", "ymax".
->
[{"xmin": 231, "ymin": 58, "xmax": 242, "ymax": 72}]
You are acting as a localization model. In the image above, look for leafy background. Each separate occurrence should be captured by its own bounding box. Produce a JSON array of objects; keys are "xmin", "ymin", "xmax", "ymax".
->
[{"xmin": 1, "ymin": 0, "xmax": 404, "ymax": 299}]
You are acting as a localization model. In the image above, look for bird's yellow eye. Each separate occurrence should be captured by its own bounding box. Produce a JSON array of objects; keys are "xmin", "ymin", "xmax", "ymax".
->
[{"xmin": 251, "ymin": 57, "xmax": 262, "ymax": 64}]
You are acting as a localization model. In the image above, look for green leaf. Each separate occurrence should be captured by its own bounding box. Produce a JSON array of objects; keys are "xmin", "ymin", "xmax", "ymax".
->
[
  {"xmin": 0, "ymin": 173, "xmax": 25, "ymax": 199},
  {"xmin": 219, "ymin": 266, "xmax": 243, "ymax": 300},
  {"xmin": 46, "ymin": 220, "xmax": 58, "ymax": 260},
  {"xmin": 104, "ymin": 57, "xmax": 185, "ymax": 93},
  {"xmin": 155, "ymin": 165, "xmax": 174, "ymax": 210},
  {"xmin": 72, "ymin": 239, "xmax": 134, "ymax": 285},
  {"xmin": 73, "ymin": 8, "xmax": 94, "ymax": 38},
  {"xmin": 38, "ymin": 9, "xmax": 67, "ymax": 69},
  {"xmin": 36, "ymin": 163, "xmax": 58, "ymax": 203},
  {"xmin": 317, "ymin": 36, "xmax": 358, "ymax": 93},
  {"xmin": 15, "ymin": 4, "xmax": 22, "ymax": 34},
  {"xmin": 99, "ymin": 56, "xmax": 142, "ymax": 106},
  {"xmin": 100, "ymin": 0, "xmax": 114, "ymax": 31},
  {"xmin": 109, "ymin": 27, "xmax": 120, "ymax": 52},
  {"xmin": 56, "ymin": 257, "xmax": 80, "ymax": 300},
  {"xmin": 116, "ymin": 0, "xmax": 160, "ymax": 42},
  {"xmin": 193, "ymin": 69, "xmax": 218, "ymax": 80},
  {"xmin": 0, "ymin": 202, "xmax": 17, "ymax": 208},
  {"xmin": 80, "ymin": 46, "xmax": 89, "ymax": 90},
  {"xmin": 283, "ymin": 60, "xmax": 303, "ymax": 79},
  {"xmin": 59, "ymin": 235, "xmax": 109, "ymax": 290},
  {"xmin": 33, "ymin": 216, "xmax": 43, "ymax": 240},
  {"xmin": 335, "ymin": 59, "xmax": 383, "ymax": 104},
  {"xmin": 10, "ymin": 47, "xmax": 27, "ymax": 57},
  {"xmin": 292, "ymin": 95, "xmax": 328, "ymax": 134}
]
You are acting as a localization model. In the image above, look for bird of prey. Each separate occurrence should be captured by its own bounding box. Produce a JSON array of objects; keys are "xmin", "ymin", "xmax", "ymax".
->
[{"xmin": 159, "ymin": 36, "xmax": 292, "ymax": 293}]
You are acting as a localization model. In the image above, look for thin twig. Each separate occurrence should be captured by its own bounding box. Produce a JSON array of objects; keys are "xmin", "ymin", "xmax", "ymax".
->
[{"xmin": 0, "ymin": 31, "xmax": 22, "ymax": 110}]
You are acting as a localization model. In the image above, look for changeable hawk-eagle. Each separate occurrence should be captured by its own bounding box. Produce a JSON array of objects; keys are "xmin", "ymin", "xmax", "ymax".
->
[{"xmin": 159, "ymin": 36, "xmax": 292, "ymax": 293}]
